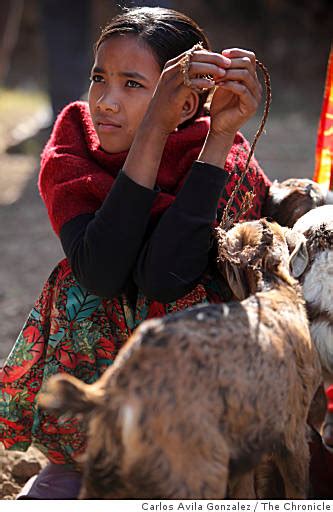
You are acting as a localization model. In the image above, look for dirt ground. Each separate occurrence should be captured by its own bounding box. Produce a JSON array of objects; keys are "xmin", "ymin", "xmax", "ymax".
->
[
  {"xmin": 0, "ymin": 445, "xmax": 47, "ymax": 499},
  {"xmin": 0, "ymin": 83, "xmax": 325, "ymax": 498}
]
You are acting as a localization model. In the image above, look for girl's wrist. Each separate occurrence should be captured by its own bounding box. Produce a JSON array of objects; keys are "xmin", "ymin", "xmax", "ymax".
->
[
  {"xmin": 123, "ymin": 118, "xmax": 169, "ymax": 189},
  {"xmin": 140, "ymin": 112, "xmax": 171, "ymax": 140},
  {"xmin": 198, "ymin": 130, "xmax": 235, "ymax": 169},
  {"xmin": 141, "ymin": 103, "xmax": 177, "ymax": 138}
]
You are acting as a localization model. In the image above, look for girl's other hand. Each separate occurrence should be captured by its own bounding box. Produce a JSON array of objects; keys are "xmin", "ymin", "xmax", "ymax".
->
[{"xmin": 209, "ymin": 48, "xmax": 262, "ymax": 138}]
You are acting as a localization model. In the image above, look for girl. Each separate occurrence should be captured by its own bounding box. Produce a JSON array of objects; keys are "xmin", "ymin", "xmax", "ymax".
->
[{"xmin": 1, "ymin": 6, "xmax": 270, "ymax": 499}]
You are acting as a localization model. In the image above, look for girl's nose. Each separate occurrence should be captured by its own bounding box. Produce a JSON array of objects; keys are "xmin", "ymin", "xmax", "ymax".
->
[
  {"xmin": 105, "ymin": 102, "xmax": 120, "ymax": 113},
  {"xmin": 97, "ymin": 93, "xmax": 120, "ymax": 113}
]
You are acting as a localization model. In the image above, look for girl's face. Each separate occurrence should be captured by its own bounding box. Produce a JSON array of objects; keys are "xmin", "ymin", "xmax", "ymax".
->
[{"xmin": 89, "ymin": 35, "xmax": 161, "ymax": 153}]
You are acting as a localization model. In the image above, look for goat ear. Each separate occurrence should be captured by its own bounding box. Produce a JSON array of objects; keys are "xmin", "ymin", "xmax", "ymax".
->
[
  {"xmin": 289, "ymin": 238, "xmax": 309, "ymax": 278},
  {"xmin": 38, "ymin": 374, "xmax": 102, "ymax": 418},
  {"xmin": 283, "ymin": 227, "xmax": 302, "ymax": 253},
  {"xmin": 225, "ymin": 262, "xmax": 248, "ymax": 300}
]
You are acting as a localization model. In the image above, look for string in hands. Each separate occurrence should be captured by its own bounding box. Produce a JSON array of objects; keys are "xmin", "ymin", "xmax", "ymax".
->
[
  {"xmin": 220, "ymin": 59, "xmax": 272, "ymax": 230},
  {"xmin": 179, "ymin": 42, "xmax": 214, "ymax": 92}
]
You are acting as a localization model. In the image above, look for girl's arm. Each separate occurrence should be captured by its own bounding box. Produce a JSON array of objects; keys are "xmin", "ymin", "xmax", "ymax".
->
[
  {"xmin": 60, "ymin": 171, "xmax": 157, "ymax": 298},
  {"xmin": 134, "ymin": 160, "xmax": 229, "ymax": 302}
]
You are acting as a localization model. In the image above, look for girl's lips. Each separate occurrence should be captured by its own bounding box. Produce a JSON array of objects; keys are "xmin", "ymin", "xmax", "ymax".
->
[{"xmin": 98, "ymin": 122, "xmax": 122, "ymax": 133}]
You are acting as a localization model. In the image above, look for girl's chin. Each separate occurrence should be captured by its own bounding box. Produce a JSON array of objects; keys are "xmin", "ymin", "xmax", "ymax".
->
[{"xmin": 99, "ymin": 138, "xmax": 131, "ymax": 154}]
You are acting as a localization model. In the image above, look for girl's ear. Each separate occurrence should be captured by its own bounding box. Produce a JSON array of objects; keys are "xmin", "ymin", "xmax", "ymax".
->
[{"xmin": 179, "ymin": 90, "xmax": 200, "ymax": 124}]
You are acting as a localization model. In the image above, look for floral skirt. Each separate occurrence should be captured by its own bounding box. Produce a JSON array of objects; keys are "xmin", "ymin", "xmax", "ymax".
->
[{"xmin": 0, "ymin": 259, "xmax": 226, "ymax": 464}]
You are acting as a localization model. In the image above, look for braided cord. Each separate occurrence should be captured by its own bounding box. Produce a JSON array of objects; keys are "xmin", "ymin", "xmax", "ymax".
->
[{"xmin": 219, "ymin": 59, "xmax": 272, "ymax": 230}]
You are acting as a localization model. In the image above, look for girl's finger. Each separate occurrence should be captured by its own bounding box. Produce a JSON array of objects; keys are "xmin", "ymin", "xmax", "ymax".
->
[
  {"xmin": 216, "ymin": 69, "xmax": 262, "ymax": 102},
  {"xmin": 189, "ymin": 77, "xmax": 217, "ymax": 90},
  {"xmin": 222, "ymin": 48, "xmax": 256, "ymax": 66},
  {"xmin": 166, "ymin": 49, "xmax": 232, "ymax": 70},
  {"xmin": 163, "ymin": 60, "xmax": 216, "ymax": 90},
  {"xmin": 217, "ymin": 80, "xmax": 259, "ymax": 114},
  {"xmin": 191, "ymin": 50, "xmax": 232, "ymax": 69},
  {"xmin": 221, "ymin": 50, "xmax": 258, "ymax": 84},
  {"xmin": 189, "ymin": 61, "xmax": 227, "ymax": 80},
  {"xmin": 224, "ymin": 57, "xmax": 258, "ymax": 83},
  {"xmin": 163, "ymin": 51, "xmax": 190, "ymax": 69}
]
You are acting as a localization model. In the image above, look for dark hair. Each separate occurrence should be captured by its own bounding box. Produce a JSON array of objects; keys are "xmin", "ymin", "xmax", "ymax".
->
[{"xmin": 95, "ymin": 7, "xmax": 212, "ymax": 126}]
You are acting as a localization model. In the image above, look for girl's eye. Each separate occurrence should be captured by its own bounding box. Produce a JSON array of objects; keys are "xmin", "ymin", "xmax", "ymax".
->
[
  {"xmin": 90, "ymin": 74, "xmax": 104, "ymax": 83},
  {"xmin": 126, "ymin": 80, "xmax": 142, "ymax": 89}
]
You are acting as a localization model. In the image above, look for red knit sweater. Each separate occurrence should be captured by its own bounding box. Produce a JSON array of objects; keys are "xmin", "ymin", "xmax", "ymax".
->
[{"xmin": 39, "ymin": 101, "xmax": 271, "ymax": 236}]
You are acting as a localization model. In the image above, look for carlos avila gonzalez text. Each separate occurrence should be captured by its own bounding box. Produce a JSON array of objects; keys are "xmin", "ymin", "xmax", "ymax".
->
[{"xmin": 141, "ymin": 503, "xmax": 332, "ymax": 511}]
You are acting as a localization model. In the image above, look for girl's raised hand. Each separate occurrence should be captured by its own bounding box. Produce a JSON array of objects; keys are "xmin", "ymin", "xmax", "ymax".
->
[
  {"xmin": 145, "ymin": 47, "xmax": 232, "ymax": 135},
  {"xmin": 209, "ymin": 48, "xmax": 262, "ymax": 137}
]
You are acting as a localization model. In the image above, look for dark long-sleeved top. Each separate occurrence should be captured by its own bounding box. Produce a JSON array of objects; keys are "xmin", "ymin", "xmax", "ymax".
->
[{"xmin": 60, "ymin": 161, "xmax": 229, "ymax": 302}]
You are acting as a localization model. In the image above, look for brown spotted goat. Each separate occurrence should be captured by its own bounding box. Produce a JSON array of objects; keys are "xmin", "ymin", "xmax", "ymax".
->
[{"xmin": 39, "ymin": 219, "xmax": 321, "ymax": 500}]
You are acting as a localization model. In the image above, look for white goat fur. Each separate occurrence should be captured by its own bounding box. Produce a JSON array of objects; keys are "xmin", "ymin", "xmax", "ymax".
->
[{"xmin": 292, "ymin": 205, "xmax": 333, "ymax": 379}]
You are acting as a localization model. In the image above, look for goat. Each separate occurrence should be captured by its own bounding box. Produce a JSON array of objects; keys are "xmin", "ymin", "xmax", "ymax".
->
[
  {"xmin": 262, "ymin": 178, "xmax": 325, "ymax": 227},
  {"xmin": 290, "ymin": 205, "xmax": 333, "ymax": 382},
  {"xmin": 254, "ymin": 206, "xmax": 333, "ymax": 499},
  {"xmin": 39, "ymin": 219, "xmax": 321, "ymax": 500},
  {"xmin": 290, "ymin": 205, "xmax": 333, "ymax": 451}
]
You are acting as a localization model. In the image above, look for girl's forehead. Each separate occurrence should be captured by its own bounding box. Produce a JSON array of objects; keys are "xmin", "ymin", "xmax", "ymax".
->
[{"xmin": 94, "ymin": 35, "xmax": 161, "ymax": 75}]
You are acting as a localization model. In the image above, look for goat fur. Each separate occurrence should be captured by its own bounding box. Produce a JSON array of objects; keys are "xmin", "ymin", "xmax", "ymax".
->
[
  {"xmin": 263, "ymin": 178, "xmax": 325, "ymax": 227},
  {"xmin": 290, "ymin": 205, "xmax": 333, "ymax": 381}
]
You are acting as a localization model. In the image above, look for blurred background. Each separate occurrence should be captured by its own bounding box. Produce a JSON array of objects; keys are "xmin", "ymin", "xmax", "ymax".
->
[{"xmin": 0, "ymin": 0, "xmax": 332, "ymax": 360}]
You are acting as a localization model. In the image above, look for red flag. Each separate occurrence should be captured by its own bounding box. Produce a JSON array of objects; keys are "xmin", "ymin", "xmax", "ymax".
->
[{"xmin": 313, "ymin": 47, "xmax": 333, "ymax": 191}]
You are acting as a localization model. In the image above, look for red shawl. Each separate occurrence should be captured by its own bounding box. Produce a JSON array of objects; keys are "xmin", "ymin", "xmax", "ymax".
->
[{"xmin": 39, "ymin": 101, "xmax": 271, "ymax": 235}]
